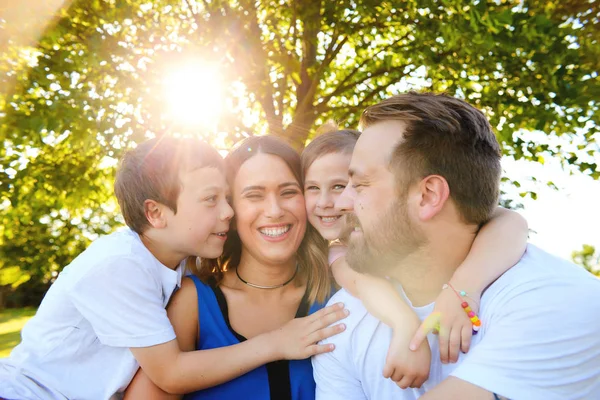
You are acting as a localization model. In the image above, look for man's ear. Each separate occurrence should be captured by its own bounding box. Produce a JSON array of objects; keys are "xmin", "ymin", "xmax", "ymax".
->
[
  {"xmin": 416, "ymin": 175, "xmax": 450, "ymax": 221},
  {"xmin": 144, "ymin": 199, "xmax": 168, "ymax": 229}
]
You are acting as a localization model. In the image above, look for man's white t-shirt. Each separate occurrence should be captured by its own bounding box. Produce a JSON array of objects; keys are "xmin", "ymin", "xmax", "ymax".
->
[
  {"xmin": 0, "ymin": 228, "xmax": 183, "ymax": 400},
  {"xmin": 313, "ymin": 244, "xmax": 600, "ymax": 400}
]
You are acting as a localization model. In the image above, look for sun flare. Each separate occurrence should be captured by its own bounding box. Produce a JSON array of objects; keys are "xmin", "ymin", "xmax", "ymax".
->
[{"xmin": 163, "ymin": 62, "xmax": 224, "ymax": 128}]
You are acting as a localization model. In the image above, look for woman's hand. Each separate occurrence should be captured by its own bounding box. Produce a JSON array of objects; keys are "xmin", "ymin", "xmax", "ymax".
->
[{"xmin": 269, "ymin": 302, "xmax": 349, "ymax": 360}]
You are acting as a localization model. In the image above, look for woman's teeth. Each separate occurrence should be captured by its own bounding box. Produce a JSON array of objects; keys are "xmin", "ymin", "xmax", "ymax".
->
[
  {"xmin": 259, "ymin": 225, "xmax": 291, "ymax": 237},
  {"xmin": 320, "ymin": 216, "xmax": 340, "ymax": 223}
]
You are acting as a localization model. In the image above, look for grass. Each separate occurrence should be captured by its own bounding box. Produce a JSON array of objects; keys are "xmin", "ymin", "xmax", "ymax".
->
[{"xmin": 0, "ymin": 307, "xmax": 36, "ymax": 358}]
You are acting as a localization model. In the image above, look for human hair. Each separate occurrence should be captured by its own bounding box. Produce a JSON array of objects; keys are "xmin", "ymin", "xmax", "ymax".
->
[
  {"xmin": 192, "ymin": 135, "xmax": 331, "ymax": 305},
  {"xmin": 301, "ymin": 129, "xmax": 360, "ymax": 179},
  {"xmin": 114, "ymin": 135, "xmax": 224, "ymax": 234},
  {"xmin": 360, "ymin": 92, "xmax": 501, "ymax": 225}
]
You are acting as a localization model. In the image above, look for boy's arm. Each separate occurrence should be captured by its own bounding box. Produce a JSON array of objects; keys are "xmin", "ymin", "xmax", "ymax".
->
[
  {"xmin": 70, "ymin": 259, "xmax": 347, "ymax": 395},
  {"xmin": 129, "ymin": 300, "xmax": 348, "ymax": 394},
  {"xmin": 125, "ymin": 278, "xmax": 199, "ymax": 399}
]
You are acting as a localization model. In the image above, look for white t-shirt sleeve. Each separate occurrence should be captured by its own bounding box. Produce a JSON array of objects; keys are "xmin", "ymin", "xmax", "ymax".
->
[
  {"xmin": 451, "ymin": 277, "xmax": 600, "ymax": 400},
  {"xmin": 68, "ymin": 256, "xmax": 176, "ymax": 348},
  {"xmin": 312, "ymin": 350, "xmax": 367, "ymax": 400}
]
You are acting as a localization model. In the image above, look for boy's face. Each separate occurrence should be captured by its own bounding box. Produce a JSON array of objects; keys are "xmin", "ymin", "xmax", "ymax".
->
[
  {"xmin": 304, "ymin": 152, "xmax": 352, "ymax": 241},
  {"xmin": 167, "ymin": 166, "xmax": 233, "ymax": 259}
]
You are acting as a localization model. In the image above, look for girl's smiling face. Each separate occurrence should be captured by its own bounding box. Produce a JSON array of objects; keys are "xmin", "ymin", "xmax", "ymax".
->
[{"xmin": 303, "ymin": 152, "xmax": 352, "ymax": 241}]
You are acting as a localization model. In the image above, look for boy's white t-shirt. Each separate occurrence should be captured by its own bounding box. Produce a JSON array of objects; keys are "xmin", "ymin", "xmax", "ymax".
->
[
  {"xmin": 313, "ymin": 244, "xmax": 600, "ymax": 400},
  {"xmin": 0, "ymin": 228, "xmax": 183, "ymax": 400}
]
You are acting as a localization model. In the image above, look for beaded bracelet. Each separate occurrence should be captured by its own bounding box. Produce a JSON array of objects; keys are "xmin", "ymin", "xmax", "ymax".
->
[{"xmin": 442, "ymin": 283, "xmax": 482, "ymax": 335}]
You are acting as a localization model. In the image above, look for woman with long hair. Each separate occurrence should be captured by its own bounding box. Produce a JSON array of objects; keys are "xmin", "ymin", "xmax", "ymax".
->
[{"xmin": 125, "ymin": 136, "xmax": 344, "ymax": 399}]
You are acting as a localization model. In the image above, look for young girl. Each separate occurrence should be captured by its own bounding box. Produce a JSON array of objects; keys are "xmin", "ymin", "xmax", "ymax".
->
[{"xmin": 301, "ymin": 129, "xmax": 529, "ymax": 389}]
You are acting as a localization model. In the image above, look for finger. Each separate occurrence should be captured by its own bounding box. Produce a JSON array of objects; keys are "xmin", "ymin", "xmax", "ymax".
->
[
  {"xmin": 312, "ymin": 308, "xmax": 349, "ymax": 330},
  {"xmin": 306, "ymin": 343, "xmax": 335, "ymax": 357},
  {"xmin": 309, "ymin": 302, "xmax": 345, "ymax": 322},
  {"xmin": 396, "ymin": 375, "xmax": 414, "ymax": 390},
  {"xmin": 448, "ymin": 326, "xmax": 462, "ymax": 363},
  {"xmin": 390, "ymin": 368, "xmax": 404, "ymax": 383},
  {"xmin": 438, "ymin": 326, "xmax": 450, "ymax": 364},
  {"xmin": 413, "ymin": 373, "xmax": 428, "ymax": 389},
  {"xmin": 460, "ymin": 324, "xmax": 472, "ymax": 354},
  {"xmin": 410, "ymin": 312, "xmax": 440, "ymax": 351},
  {"xmin": 382, "ymin": 363, "xmax": 393, "ymax": 379},
  {"xmin": 306, "ymin": 323, "xmax": 346, "ymax": 344}
]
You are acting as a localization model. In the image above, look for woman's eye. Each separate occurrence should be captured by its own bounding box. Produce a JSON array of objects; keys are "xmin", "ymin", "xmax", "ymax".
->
[
  {"xmin": 305, "ymin": 186, "xmax": 319, "ymax": 191},
  {"xmin": 204, "ymin": 195, "xmax": 217, "ymax": 203},
  {"xmin": 282, "ymin": 190, "xmax": 299, "ymax": 197},
  {"xmin": 333, "ymin": 184, "xmax": 346, "ymax": 190}
]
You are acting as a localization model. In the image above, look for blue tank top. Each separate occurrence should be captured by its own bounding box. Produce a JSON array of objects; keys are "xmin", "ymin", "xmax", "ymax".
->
[{"xmin": 184, "ymin": 276, "xmax": 327, "ymax": 400}]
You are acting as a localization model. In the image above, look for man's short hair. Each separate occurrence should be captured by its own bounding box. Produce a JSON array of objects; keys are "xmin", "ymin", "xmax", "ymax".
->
[
  {"xmin": 114, "ymin": 136, "xmax": 224, "ymax": 234},
  {"xmin": 360, "ymin": 92, "xmax": 502, "ymax": 225}
]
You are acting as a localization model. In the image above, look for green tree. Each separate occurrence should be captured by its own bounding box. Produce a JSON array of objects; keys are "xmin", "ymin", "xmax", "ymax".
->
[
  {"xmin": 572, "ymin": 244, "xmax": 600, "ymax": 276},
  {"xmin": 1, "ymin": 0, "xmax": 598, "ymax": 305}
]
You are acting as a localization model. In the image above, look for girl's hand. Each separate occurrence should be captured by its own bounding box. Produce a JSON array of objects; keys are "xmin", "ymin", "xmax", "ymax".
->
[
  {"xmin": 384, "ymin": 325, "xmax": 431, "ymax": 389},
  {"xmin": 409, "ymin": 287, "xmax": 480, "ymax": 364},
  {"xmin": 269, "ymin": 302, "xmax": 349, "ymax": 360}
]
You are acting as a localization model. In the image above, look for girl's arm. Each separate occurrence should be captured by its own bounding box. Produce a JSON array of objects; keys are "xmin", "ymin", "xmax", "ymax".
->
[
  {"xmin": 331, "ymin": 256, "xmax": 431, "ymax": 389},
  {"xmin": 451, "ymin": 207, "xmax": 528, "ymax": 294},
  {"xmin": 410, "ymin": 207, "xmax": 529, "ymax": 364},
  {"xmin": 125, "ymin": 278, "xmax": 348, "ymax": 395}
]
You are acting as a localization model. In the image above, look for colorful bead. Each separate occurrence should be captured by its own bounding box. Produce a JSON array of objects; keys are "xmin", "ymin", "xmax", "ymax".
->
[
  {"xmin": 460, "ymin": 291, "xmax": 467, "ymax": 296},
  {"xmin": 473, "ymin": 325, "xmax": 480, "ymax": 331},
  {"xmin": 464, "ymin": 306, "xmax": 472, "ymax": 313},
  {"xmin": 468, "ymin": 311, "xmax": 475, "ymax": 318},
  {"xmin": 461, "ymin": 302, "xmax": 469, "ymax": 308},
  {"xmin": 474, "ymin": 320, "xmax": 481, "ymax": 327}
]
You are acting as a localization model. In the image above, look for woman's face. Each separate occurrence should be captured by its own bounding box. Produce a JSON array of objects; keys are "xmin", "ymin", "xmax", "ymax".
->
[
  {"xmin": 232, "ymin": 153, "xmax": 307, "ymax": 265},
  {"xmin": 304, "ymin": 152, "xmax": 351, "ymax": 241}
]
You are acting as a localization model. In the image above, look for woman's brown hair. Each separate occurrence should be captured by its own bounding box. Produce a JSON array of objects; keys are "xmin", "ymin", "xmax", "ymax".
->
[{"xmin": 189, "ymin": 136, "xmax": 331, "ymax": 305}]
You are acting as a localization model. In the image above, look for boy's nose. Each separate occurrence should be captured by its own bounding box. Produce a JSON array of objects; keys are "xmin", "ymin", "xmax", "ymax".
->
[{"xmin": 221, "ymin": 200, "xmax": 234, "ymax": 221}]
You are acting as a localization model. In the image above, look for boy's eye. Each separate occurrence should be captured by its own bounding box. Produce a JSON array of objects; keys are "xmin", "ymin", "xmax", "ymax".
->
[
  {"xmin": 332, "ymin": 184, "xmax": 346, "ymax": 191},
  {"xmin": 305, "ymin": 185, "xmax": 319, "ymax": 191},
  {"xmin": 204, "ymin": 195, "xmax": 217, "ymax": 202}
]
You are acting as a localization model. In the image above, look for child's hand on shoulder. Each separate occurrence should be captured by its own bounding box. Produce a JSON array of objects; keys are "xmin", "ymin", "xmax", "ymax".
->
[
  {"xmin": 383, "ymin": 320, "xmax": 431, "ymax": 389},
  {"xmin": 409, "ymin": 285, "xmax": 480, "ymax": 364}
]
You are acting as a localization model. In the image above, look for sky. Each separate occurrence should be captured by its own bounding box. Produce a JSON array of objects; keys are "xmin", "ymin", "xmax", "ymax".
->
[{"xmin": 503, "ymin": 157, "xmax": 600, "ymax": 262}]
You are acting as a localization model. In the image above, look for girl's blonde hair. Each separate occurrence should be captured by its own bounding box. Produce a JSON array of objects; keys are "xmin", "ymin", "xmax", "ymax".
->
[{"xmin": 301, "ymin": 129, "xmax": 360, "ymax": 179}]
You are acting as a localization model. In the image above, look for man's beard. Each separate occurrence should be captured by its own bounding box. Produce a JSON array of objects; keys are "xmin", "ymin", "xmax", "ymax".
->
[{"xmin": 344, "ymin": 197, "xmax": 426, "ymax": 277}]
